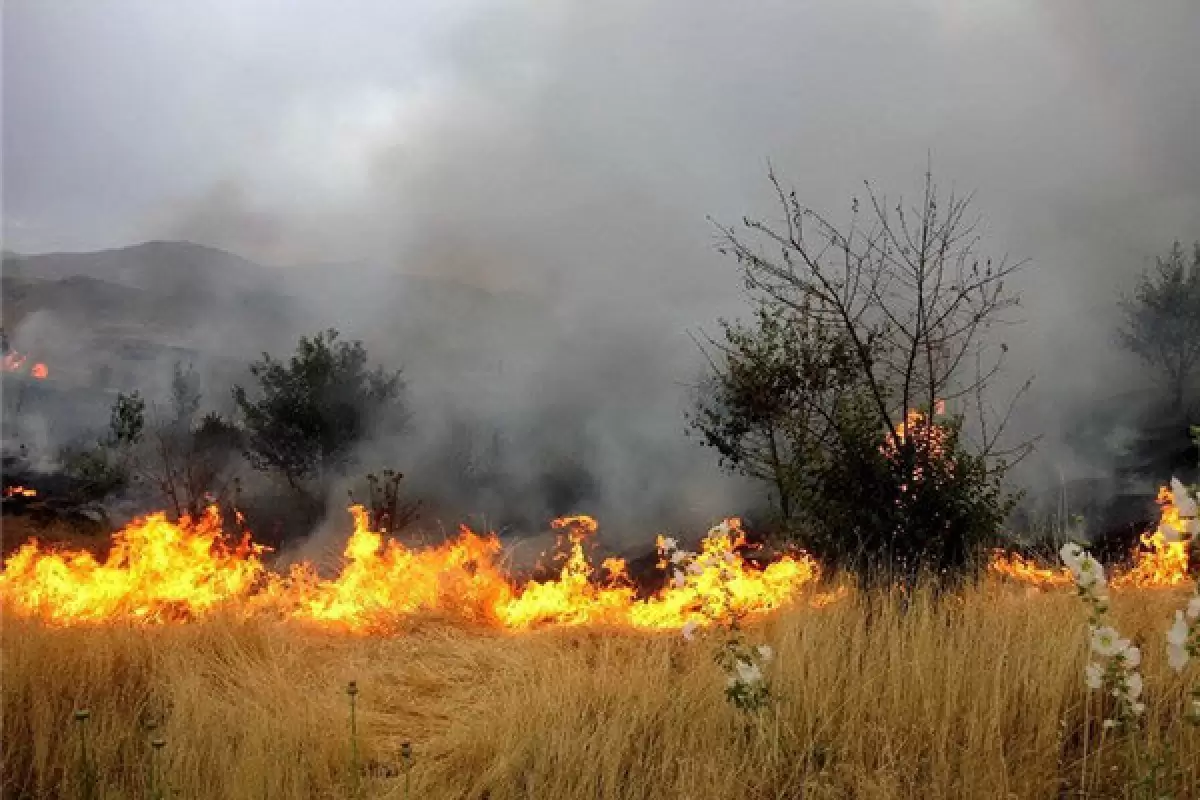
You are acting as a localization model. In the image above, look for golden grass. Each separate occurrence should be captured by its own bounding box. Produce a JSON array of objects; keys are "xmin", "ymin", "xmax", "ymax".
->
[{"xmin": 3, "ymin": 583, "xmax": 1198, "ymax": 799}]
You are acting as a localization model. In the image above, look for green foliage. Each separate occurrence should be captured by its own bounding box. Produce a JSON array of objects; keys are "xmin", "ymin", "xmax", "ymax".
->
[
  {"xmin": 1118, "ymin": 241, "xmax": 1200, "ymax": 413},
  {"xmin": 108, "ymin": 390, "xmax": 146, "ymax": 448},
  {"xmin": 806, "ymin": 404, "xmax": 1015, "ymax": 585},
  {"xmin": 688, "ymin": 306, "xmax": 856, "ymax": 524},
  {"xmin": 61, "ymin": 391, "xmax": 146, "ymax": 501},
  {"xmin": 232, "ymin": 329, "xmax": 405, "ymax": 498}
]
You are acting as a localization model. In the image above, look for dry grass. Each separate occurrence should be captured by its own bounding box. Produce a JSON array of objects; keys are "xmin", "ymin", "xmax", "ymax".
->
[{"xmin": 3, "ymin": 583, "xmax": 1198, "ymax": 800}]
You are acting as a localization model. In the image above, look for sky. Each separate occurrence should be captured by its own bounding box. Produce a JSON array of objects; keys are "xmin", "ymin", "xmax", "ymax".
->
[{"xmin": 4, "ymin": 0, "xmax": 1200, "ymax": 523}]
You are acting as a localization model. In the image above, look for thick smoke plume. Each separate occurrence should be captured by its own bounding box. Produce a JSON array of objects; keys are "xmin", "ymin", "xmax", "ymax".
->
[{"xmin": 4, "ymin": 0, "xmax": 1199, "ymax": 540}]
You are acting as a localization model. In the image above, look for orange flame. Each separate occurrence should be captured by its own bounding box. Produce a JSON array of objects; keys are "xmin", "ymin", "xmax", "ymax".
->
[
  {"xmin": 987, "ymin": 551, "xmax": 1074, "ymax": 589},
  {"xmin": 1112, "ymin": 484, "xmax": 1192, "ymax": 589},
  {"xmin": 0, "ymin": 507, "xmax": 269, "ymax": 624},
  {"xmin": 2, "ymin": 351, "xmax": 47, "ymax": 378},
  {"xmin": 987, "ymin": 481, "xmax": 1194, "ymax": 591},
  {"xmin": 4, "ymin": 486, "xmax": 38, "ymax": 498},
  {"xmin": 1, "ymin": 507, "xmax": 825, "ymax": 632}
]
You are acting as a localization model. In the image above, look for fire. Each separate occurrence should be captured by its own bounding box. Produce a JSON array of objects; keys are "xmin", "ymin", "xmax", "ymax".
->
[
  {"xmin": 987, "ymin": 480, "xmax": 1195, "ymax": 590},
  {"xmin": 1113, "ymin": 483, "xmax": 1193, "ymax": 589},
  {"xmin": 987, "ymin": 551, "xmax": 1074, "ymax": 589},
  {"xmin": 1, "ymin": 506, "xmax": 825, "ymax": 632},
  {"xmin": 2, "ymin": 350, "xmax": 48, "ymax": 379},
  {"xmin": 4, "ymin": 486, "xmax": 38, "ymax": 498},
  {"xmin": 0, "ymin": 507, "xmax": 269, "ymax": 624}
]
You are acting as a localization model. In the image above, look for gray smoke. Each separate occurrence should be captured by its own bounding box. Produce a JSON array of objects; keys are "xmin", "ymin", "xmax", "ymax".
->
[{"xmin": 4, "ymin": 0, "xmax": 1199, "ymax": 538}]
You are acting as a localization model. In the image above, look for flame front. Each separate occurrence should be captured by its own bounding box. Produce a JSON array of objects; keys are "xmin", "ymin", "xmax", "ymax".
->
[
  {"xmin": 2, "ymin": 507, "xmax": 824, "ymax": 631},
  {"xmin": 1, "ymin": 507, "xmax": 268, "ymax": 624}
]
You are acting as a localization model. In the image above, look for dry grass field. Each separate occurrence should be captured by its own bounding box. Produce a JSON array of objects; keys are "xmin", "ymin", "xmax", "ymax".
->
[{"xmin": 4, "ymin": 581, "xmax": 1198, "ymax": 800}]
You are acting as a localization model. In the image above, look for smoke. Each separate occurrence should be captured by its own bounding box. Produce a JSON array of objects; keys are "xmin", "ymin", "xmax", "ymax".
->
[{"xmin": 4, "ymin": 0, "xmax": 1199, "ymax": 538}]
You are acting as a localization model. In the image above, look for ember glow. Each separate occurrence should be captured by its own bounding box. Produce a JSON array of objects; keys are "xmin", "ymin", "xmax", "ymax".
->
[
  {"xmin": 0, "ymin": 506, "xmax": 824, "ymax": 632},
  {"xmin": 3, "ymin": 486, "xmax": 38, "ymax": 498}
]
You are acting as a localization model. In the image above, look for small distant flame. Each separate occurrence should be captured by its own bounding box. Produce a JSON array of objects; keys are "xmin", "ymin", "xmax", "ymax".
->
[
  {"xmin": 3, "ymin": 486, "xmax": 37, "ymax": 498},
  {"xmin": 2, "ymin": 350, "xmax": 48, "ymax": 379}
]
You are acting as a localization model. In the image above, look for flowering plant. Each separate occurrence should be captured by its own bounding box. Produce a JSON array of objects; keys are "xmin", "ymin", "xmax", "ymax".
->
[{"xmin": 661, "ymin": 523, "xmax": 774, "ymax": 713}]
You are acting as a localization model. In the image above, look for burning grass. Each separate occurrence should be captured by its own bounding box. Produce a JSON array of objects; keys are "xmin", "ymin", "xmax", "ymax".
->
[
  {"xmin": 3, "ymin": 583, "xmax": 1198, "ymax": 799},
  {"xmin": 2, "ymin": 478, "xmax": 1197, "ymax": 797}
]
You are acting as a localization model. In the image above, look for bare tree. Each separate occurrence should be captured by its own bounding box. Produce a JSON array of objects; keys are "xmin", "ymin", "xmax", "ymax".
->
[
  {"xmin": 138, "ymin": 363, "xmax": 242, "ymax": 519},
  {"xmin": 712, "ymin": 165, "xmax": 1033, "ymax": 466},
  {"xmin": 1118, "ymin": 240, "xmax": 1200, "ymax": 414}
]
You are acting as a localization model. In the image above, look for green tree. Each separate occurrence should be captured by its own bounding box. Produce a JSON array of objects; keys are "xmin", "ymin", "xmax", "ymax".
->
[
  {"xmin": 688, "ymin": 304, "xmax": 857, "ymax": 525},
  {"xmin": 706, "ymin": 166, "xmax": 1032, "ymax": 585},
  {"xmin": 232, "ymin": 329, "xmax": 405, "ymax": 503},
  {"xmin": 1118, "ymin": 240, "xmax": 1200, "ymax": 414}
]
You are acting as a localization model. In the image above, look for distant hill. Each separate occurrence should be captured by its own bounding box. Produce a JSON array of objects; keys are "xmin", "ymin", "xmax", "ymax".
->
[{"xmin": 1, "ymin": 240, "xmax": 549, "ymax": 393}]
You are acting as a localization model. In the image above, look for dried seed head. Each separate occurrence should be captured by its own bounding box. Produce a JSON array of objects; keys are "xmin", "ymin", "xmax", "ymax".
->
[
  {"xmin": 151, "ymin": 738, "xmax": 166, "ymax": 749},
  {"xmin": 346, "ymin": 681, "xmax": 359, "ymax": 696},
  {"xmin": 401, "ymin": 742, "xmax": 412, "ymax": 760},
  {"xmin": 74, "ymin": 709, "xmax": 91, "ymax": 722}
]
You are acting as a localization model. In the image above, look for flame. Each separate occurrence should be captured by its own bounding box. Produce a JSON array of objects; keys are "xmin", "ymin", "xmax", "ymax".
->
[
  {"xmin": 2, "ymin": 351, "xmax": 48, "ymax": 379},
  {"xmin": 1112, "ymin": 484, "xmax": 1192, "ymax": 589},
  {"xmin": 2, "ymin": 506, "xmax": 824, "ymax": 631},
  {"xmin": 0, "ymin": 507, "xmax": 269, "ymax": 624},
  {"xmin": 4, "ymin": 486, "xmax": 38, "ymax": 498},
  {"xmin": 987, "ymin": 551, "xmax": 1074, "ymax": 588},
  {"xmin": 987, "ymin": 481, "xmax": 1194, "ymax": 591}
]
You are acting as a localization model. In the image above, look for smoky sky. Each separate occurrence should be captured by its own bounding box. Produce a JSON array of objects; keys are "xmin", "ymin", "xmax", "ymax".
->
[{"xmin": 4, "ymin": 0, "xmax": 1200, "ymax": 524}]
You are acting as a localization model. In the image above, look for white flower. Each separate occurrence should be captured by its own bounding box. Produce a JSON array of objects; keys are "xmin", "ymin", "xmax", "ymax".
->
[
  {"xmin": 1121, "ymin": 644, "xmax": 1141, "ymax": 668},
  {"xmin": 1187, "ymin": 595, "xmax": 1200, "ymax": 621},
  {"xmin": 1167, "ymin": 643, "xmax": 1190, "ymax": 672},
  {"xmin": 1170, "ymin": 477, "xmax": 1197, "ymax": 518},
  {"xmin": 1167, "ymin": 611, "xmax": 1189, "ymax": 647},
  {"xmin": 1124, "ymin": 672, "xmax": 1143, "ymax": 701},
  {"xmin": 1091, "ymin": 626, "xmax": 1122, "ymax": 657},
  {"xmin": 681, "ymin": 620, "xmax": 699, "ymax": 641},
  {"xmin": 673, "ymin": 570, "xmax": 686, "ymax": 589},
  {"xmin": 1059, "ymin": 542, "xmax": 1083, "ymax": 571},
  {"xmin": 734, "ymin": 660, "xmax": 763, "ymax": 685},
  {"xmin": 1075, "ymin": 554, "xmax": 1105, "ymax": 588},
  {"xmin": 1084, "ymin": 663, "xmax": 1104, "ymax": 690},
  {"xmin": 1131, "ymin": 702, "xmax": 1146, "ymax": 716},
  {"xmin": 1160, "ymin": 522, "xmax": 1181, "ymax": 543},
  {"xmin": 756, "ymin": 644, "xmax": 774, "ymax": 664}
]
